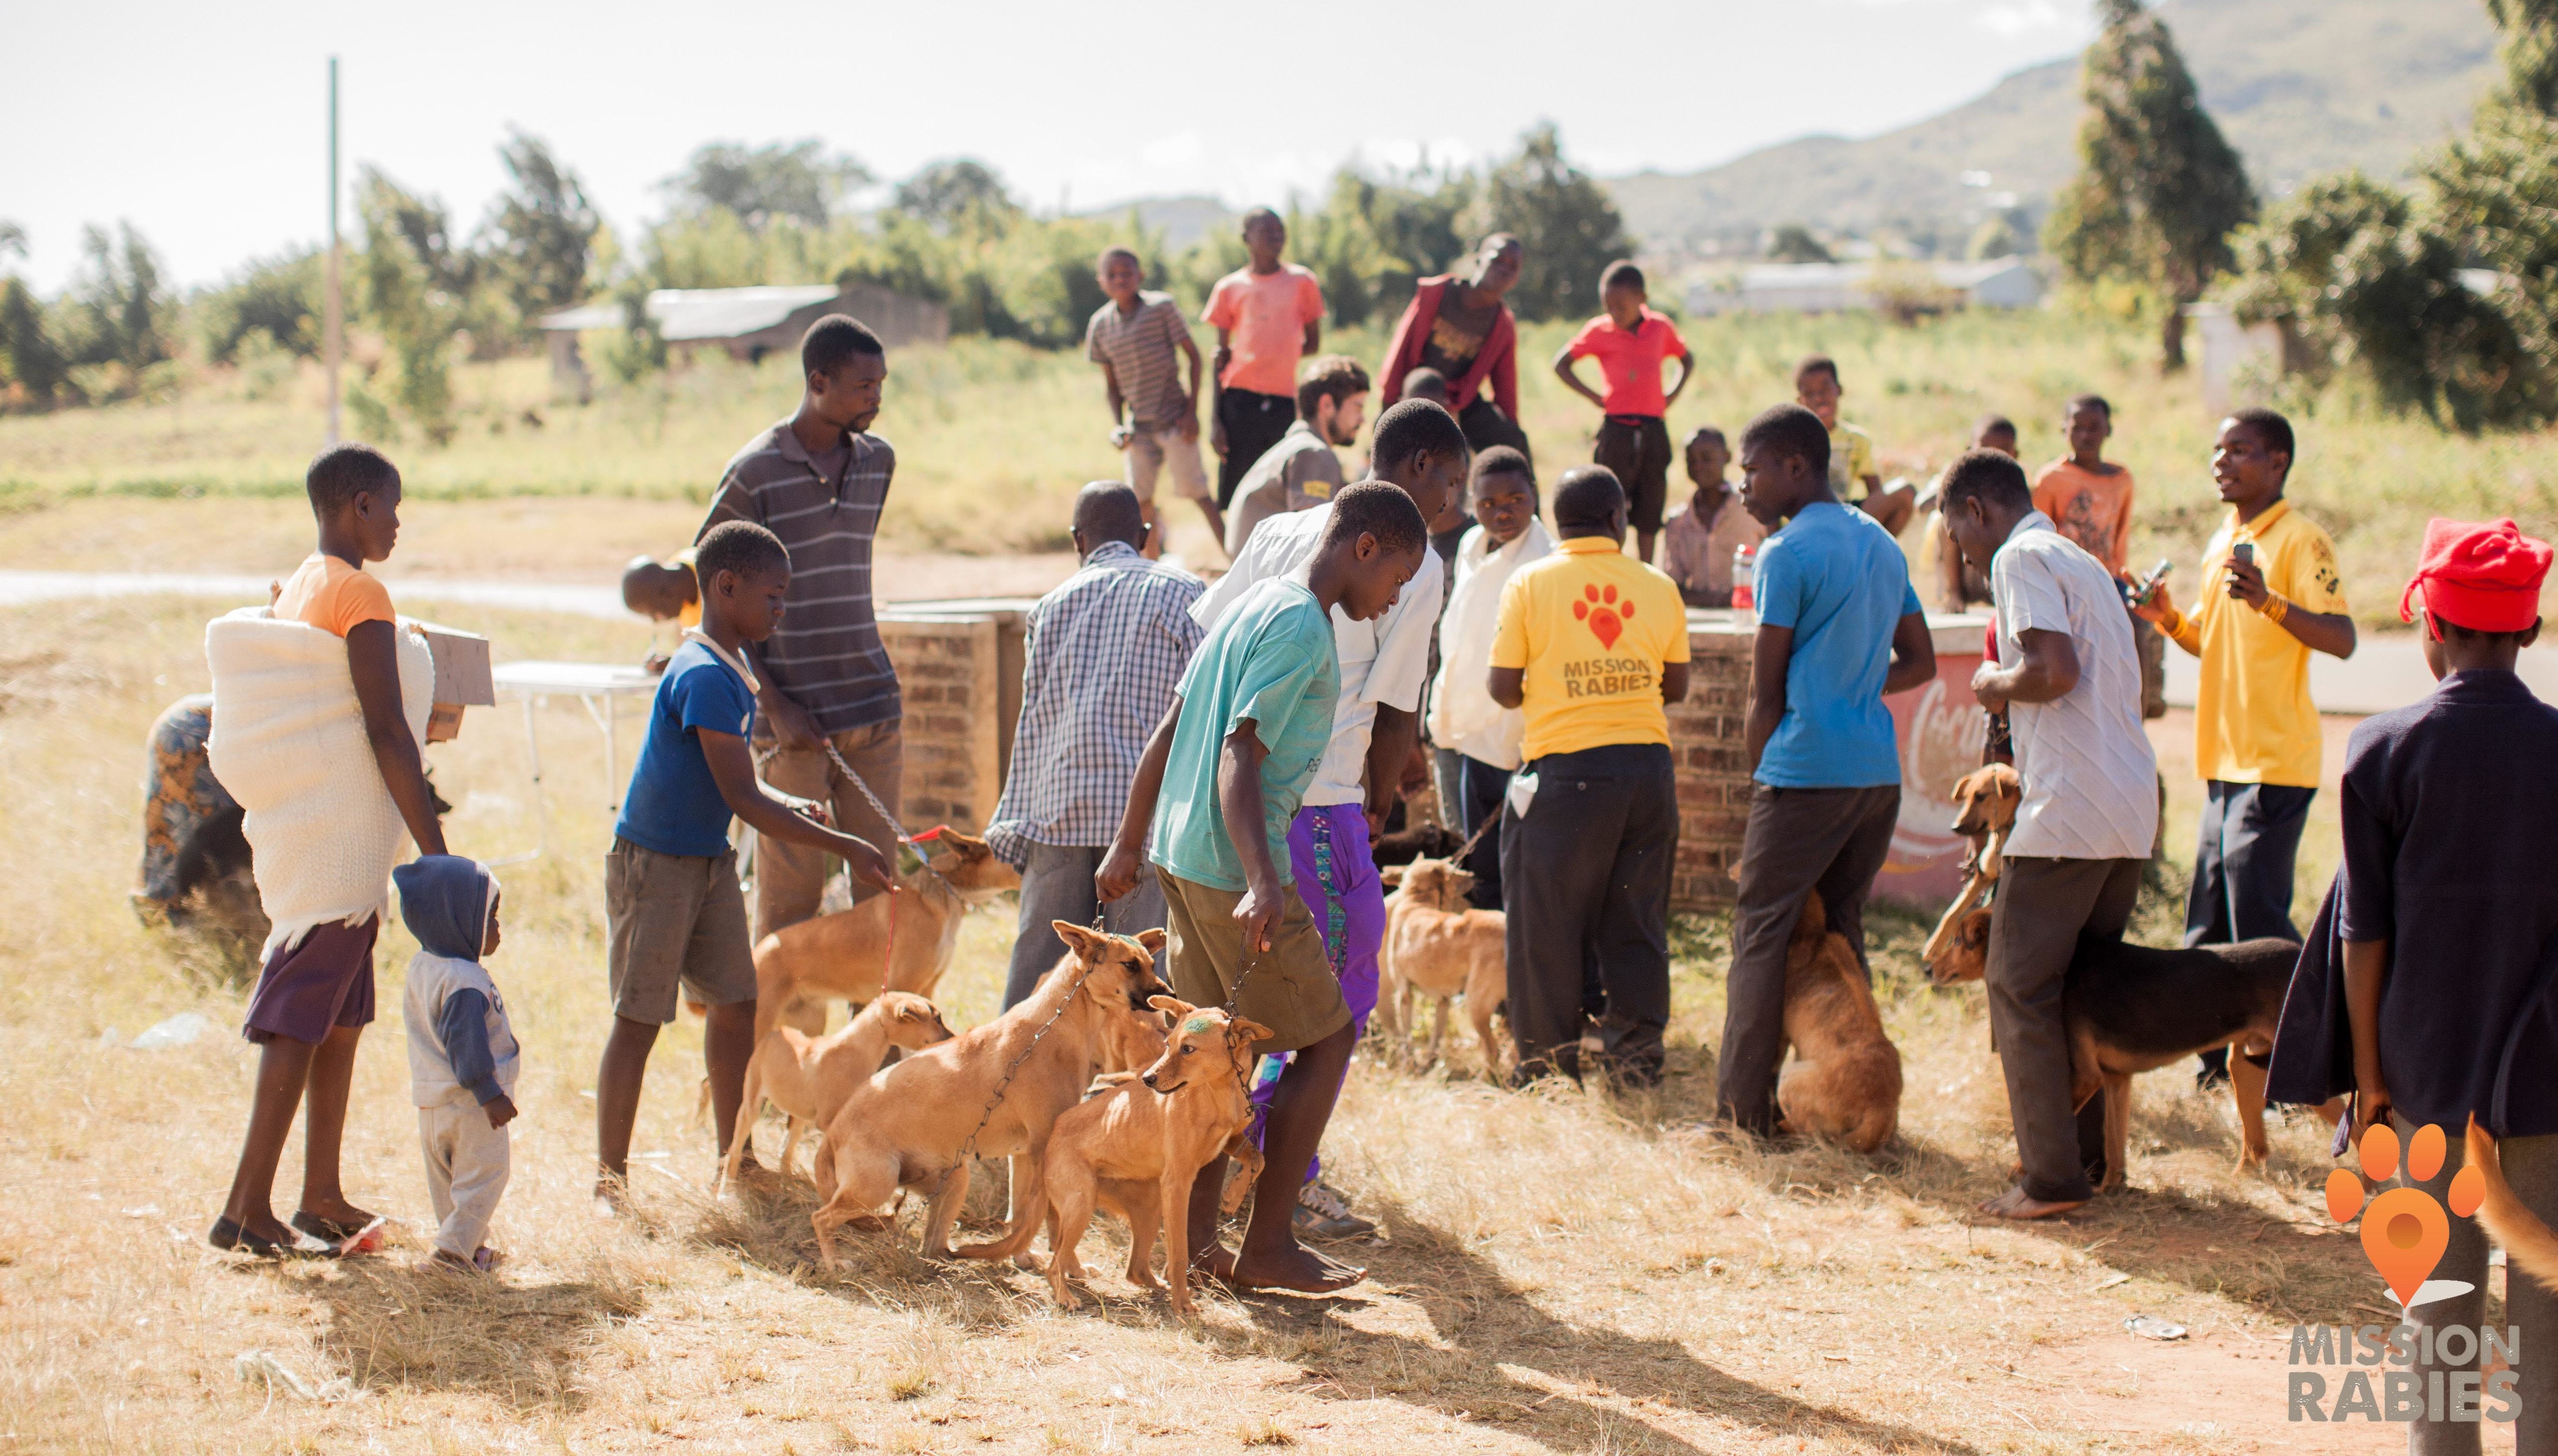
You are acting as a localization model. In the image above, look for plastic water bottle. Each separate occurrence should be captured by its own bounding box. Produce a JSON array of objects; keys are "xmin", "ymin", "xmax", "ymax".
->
[{"xmin": 1731, "ymin": 543, "xmax": 1758, "ymax": 620}]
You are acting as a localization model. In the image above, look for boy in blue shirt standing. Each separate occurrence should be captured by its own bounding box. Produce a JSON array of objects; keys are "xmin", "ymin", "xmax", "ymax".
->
[
  {"xmin": 595, "ymin": 521, "xmax": 895, "ymax": 1204},
  {"xmin": 1716, "ymin": 404, "xmax": 1937, "ymax": 1138},
  {"xmin": 1097, "ymin": 482, "xmax": 1429, "ymax": 1297}
]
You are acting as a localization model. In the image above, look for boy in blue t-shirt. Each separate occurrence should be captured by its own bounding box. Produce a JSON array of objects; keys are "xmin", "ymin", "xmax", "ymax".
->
[
  {"xmin": 1097, "ymin": 482, "xmax": 1428, "ymax": 1298},
  {"xmin": 594, "ymin": 521, "xmax": 895, "ymax": 1205},
  {"xmin": 1715, "ymin": 403, "xmax": 1936, "ymax": 1139}
]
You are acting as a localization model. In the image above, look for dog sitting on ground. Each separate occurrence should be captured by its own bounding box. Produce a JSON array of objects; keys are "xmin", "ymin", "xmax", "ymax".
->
[
  {"xmin": 1377, "ymin": 856, "xmax": 1508, "ymax": 1074},
  {"xmin": 808, "ymin": 924, "xmax": 1168, "ymax": 1265},
  {"xmin": 1776, "ymin": 890, "xmax": 1904, "ymax": 1152},
  {"xmin": 1027, "ymin": 998, "xmax": 1271, "ymax": 1315},
  {"xmin": 1932, "ymin": 928, "xmax": 2314, "ymax": 1189},
  {"xmin": 1921, "ymin": 764, "xmax": 2019, "ymax": 979},
  {"xmin": 718, "ymin": 991, "xmax": 954, "ymax": 1189},
  {"xmin": 749, "ymin": 829, "xmax": 1019, "ymax": 1042}
]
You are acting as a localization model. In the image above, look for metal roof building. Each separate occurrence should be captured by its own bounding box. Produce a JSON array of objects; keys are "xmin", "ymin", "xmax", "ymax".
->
[{"xmin": 539, "ymin": 283, "xmax": 950, "ymax": 399}]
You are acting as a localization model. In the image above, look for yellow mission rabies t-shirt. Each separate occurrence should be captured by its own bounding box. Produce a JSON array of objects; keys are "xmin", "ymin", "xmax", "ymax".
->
[
  {"xmin": 2172, "ymin": 499, "xmax": 2348, "ymax": 787},
  {"xmin": 1489, "ymin": 536, "xmax": 1691, "ymax": 761}
]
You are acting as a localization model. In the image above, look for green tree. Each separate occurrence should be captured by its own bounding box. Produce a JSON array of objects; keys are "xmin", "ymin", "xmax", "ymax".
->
[
  {"xmin": 892, "ymin": 159, "xmax": 1021, "ymax": 233},
  {"xmin": 357, "ymin": 168, "xmax": 459, "ymax": 443},
  {"xmin": 667, "ymin": 141, "xmax": 870, "ymax": 230},
  {"xmin": 66, "ymin": 222, "xmax": 171, "ymax": 372},
  {"xmin": 1765, "ymin": 224, "xmax": 1833, "ymax": 264},
  {"xmin": 2047, "ymin": 0, "xmax": 2254, "ymax": 368},
  {"xmin": 2489, "ymin": 0, "xmax": 2558, "ymax": 115},
  {"xmin": 0, "ymin": 276, "xmax": 69, "ymax": 407},
  {"xmin": 198, "ymin": 249, "xmax": 322, "ymax": 363},
  {"xmin": 1481, "ymin": 123, "xmax": 1635, "ymax": 322},
  {"xmin": 484, "ymin": 130, "xmax": 599, "ymax": 333}
]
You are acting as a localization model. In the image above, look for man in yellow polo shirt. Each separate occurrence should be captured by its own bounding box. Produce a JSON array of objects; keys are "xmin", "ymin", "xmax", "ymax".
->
[
  {"xmin": 2129, "ymin": 407, "xmax": 2357, "ymax": 1085},
  {"xmin": 1488, "ymin": 465, "xmax": 1690, "ymax": 1087}
]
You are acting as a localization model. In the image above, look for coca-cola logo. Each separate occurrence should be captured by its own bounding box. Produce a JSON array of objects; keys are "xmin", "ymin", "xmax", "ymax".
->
[{"xmin": 1894, "ymin": 679, "xmax": 1990, "ymax": 857}]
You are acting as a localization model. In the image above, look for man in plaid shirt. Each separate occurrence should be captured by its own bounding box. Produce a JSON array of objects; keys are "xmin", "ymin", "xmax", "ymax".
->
[{"xmin": 990, "ymin": 482, "xmax": 1204, "ymax": 1007}]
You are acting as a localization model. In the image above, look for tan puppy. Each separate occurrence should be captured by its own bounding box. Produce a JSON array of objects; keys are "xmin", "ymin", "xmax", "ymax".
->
[
  {"xmin": 2468, "ymin": 1120, "xmax": 2558, "ymax": 1295},
  {"xmin": 1776, "ymin": 890, "xmax": 1904, "ymax": 1153},
  {"xmin": 752, "ymin": 831, "xmax": 1020, "ymax": 1043},
  {"xmin": 1035, "ymin": 998, "xmax": 1269, "ymax": 1315},
  {"xmin": 1378, "ymin": 856, "xmax": 1509, "ymax": 1074},
  {"xmin": 1922, "ymin": 764, "xmax": 2019, "ymax": 979},
  {"xmin": 720, "ymin": 992, "xmax": 954, "ymax": 1188},
  {"xmin": 809, "ymin": 923, "xmax": 1168, "ymax": 1265}
]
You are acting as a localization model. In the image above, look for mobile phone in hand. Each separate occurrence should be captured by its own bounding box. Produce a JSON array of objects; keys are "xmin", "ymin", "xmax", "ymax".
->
[
  {"xmin": 2124, "ymin": 558, "xmax": 2172, "ymax": 608},
  {"xmin": 2227, "ymin": 541, "xmax": 2255, "ymax": 596}
]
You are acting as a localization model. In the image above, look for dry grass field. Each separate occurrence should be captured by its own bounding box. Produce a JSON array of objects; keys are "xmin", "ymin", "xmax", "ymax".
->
[{"xmin": 0, "ymin": 589, "xmax": 2486, "ymax": 1455}]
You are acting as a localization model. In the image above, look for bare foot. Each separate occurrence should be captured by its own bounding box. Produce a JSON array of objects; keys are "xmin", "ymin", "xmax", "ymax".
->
[
  {"xmin": 1189, "ymin": 1243, "xmax": 1239, "ymax": 1283},
  {"xmin": 592, "ymin": 1174, "xmax": 631, "ymax": 1217},
  {"xmin": 297, "ymin": 1199, "xmax": 378, "ymax": 1231},
  {"xmin": 1230, "ymin": 1241, "xmax": 1367, "ymax": 1293},
  {"xmin": 1978, "ymin": 1186, "xmax": 2087, "ymax": 1220}
]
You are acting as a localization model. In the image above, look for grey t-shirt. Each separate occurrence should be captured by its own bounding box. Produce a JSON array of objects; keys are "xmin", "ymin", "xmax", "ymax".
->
[{"xmin": 1223, "ymin": 420, "xmax": 1344, "ymax": 557}]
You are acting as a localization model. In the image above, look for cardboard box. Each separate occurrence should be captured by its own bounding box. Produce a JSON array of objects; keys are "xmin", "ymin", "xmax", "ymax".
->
[{"xmin": 411, "ymin": 621, "xmax": 495, "ymax": 743}]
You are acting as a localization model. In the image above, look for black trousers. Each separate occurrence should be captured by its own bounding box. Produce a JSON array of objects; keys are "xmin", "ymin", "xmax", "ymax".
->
[
  {"xmin": 1455, "ymin": 753, "xmax": 1511, "ymax": 911},
  {"xmin": 1593, "ymin": 414, "xmax": 1673, "ymax": 534},
  {"xmin": 1716, "ymin": 782, "xmax": 1901, "ymax": 1135},
  {"xmin": 1215, "ymin": 388, "xmax": 1295, "ymax": 508},
  {"xmin": 2186, "ymin": 780, "xmax": 2313, "ymax": 1078},
  {"xmin": 1499, "ymin": 743, "xmax": 1676, "ymax": 1085},
  {"xmin": 1987, "ymin": 857, "xmax": 2141, "ymax": 1201}
]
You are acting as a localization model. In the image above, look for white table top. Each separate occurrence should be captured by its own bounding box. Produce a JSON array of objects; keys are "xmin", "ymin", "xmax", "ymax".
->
[{"xmin": 493, "ymin": 660, "xmax": 659, "ymax": 697}]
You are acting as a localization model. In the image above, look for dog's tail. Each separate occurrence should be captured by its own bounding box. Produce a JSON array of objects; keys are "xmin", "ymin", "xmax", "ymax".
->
[
  {"xmin": 1791, "ymin": 889, "xmax": 1830, "ymax": 955},
  {"xmin": 2468, "ymin": 1118, "xmax": 2558, "ymax": 1295}
]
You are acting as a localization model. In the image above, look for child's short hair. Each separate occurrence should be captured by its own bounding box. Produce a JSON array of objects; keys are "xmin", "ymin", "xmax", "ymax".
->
[
  {"xmin": 1552, "ymin": 466, "xmax": 1627, "ymax": 530},
  {"xmin": 801, "ymin": 314, "xmax": 884, "ymax": 379},
  {"xmin": 2066, "ymin": 392, "xmax": 2112, "ymax": 421},
  {"xmin": 1684, "ymin": 425, "xmax": 1728, "ymax": 454},
  {"xmin": 1741, "ymin": 403, "xmax": 1832, "ymax": 479},
  {"xmin": 2227, "ymin": 406, "xmax": 2295, "ymax": 466},
  {"xmin": 1323, "ymin": 480, "xmax": 1428, "ymax": 557},
  {"xmin": 1096, "ymin": 245, "xmax": 1141, "ymax": 272},
  {"xmin": 695, "ymin": 521, "xmax": 790, "ymax": 586},
  {"xmin": 1794, "ymin": 354, "xmax": 1841, "ymax": 390},
  {"xmin": 1469, "ymin": 445, "xmax": 1536, "ymax": 507},
  {"xmin": 306, "ymin": 441, "xmax": 400, "ymax": 518},
  {"xmin": 1241, "ymin": 206, "xmax": 1283, "ymax": 235},
  {"xmin": 1974, "ymin": 413, "xmax": 2017, "ymax": 440},
  {"xmin": 1370, "ymin": 398, "xmax": 1469, "ymax": 477},
  {"xmin": 1600, "ymin": 260, "xmax": 1645, "ymax": 294},
  {"xmin": 1296, "ymin": 355, "xmax": 1371, "ymax": 420},
  {"xmin": 1400, "ymin": 366, "xmax": 1451, "ymax": 405},
  {"xmin": 1937, "ymin": 448, "xmax": 2034, "ymax": 516}
]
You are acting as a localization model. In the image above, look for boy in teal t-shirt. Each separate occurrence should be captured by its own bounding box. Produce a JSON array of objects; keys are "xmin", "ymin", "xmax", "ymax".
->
[{"xmin": 1098, "ymin": 481, "xmax": 1429, "ymax": 1300}]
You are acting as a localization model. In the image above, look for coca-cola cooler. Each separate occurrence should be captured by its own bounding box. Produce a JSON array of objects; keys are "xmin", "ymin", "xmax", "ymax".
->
[{"xmin": 1873, "ymin": 614, "xmax": 1995, "ymax": 908}]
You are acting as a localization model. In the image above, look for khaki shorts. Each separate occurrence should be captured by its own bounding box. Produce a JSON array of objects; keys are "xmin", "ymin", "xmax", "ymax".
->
[
  {"xmin": 1156, "ymin": 867, "xmax": 1348, "ymax": 1054},
  {"xmin": 605, "ymin": 838, "xmax": 757, "ymax": 1024},
  {"xmin": 1123, "ymin": 424, "xmax": 1213, "ymax": 504}
]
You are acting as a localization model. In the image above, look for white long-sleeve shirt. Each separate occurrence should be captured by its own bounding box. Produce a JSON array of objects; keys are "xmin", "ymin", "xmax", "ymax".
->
[{"xmin": 1425, "ymin": 520, "xmax": 1553, "ymax": 771}]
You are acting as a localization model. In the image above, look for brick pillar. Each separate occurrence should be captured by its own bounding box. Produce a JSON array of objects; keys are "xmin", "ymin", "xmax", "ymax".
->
[
  {"xmin": 876, "ymin": 616, "xmax": 1002, "ymax": 835},
  {"xmin": 1668, "ymin": 621, "xmax": 1757, "ymax": 911}
]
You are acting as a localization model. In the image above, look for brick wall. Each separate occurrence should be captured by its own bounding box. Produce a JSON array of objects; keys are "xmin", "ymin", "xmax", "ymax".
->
[
  {"xmin": 1668, "ymin": 621, "xmax": 1758, "ymax": 911},
  {"xmin": 877, "ymin": 603, "xmax": 1032, "ymax": 836}
]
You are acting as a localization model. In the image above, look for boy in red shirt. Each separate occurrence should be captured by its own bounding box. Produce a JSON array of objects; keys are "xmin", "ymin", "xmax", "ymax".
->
[
  {"xmin": 1203, "ymin": 208, "xmax": 1325, "ymax": 511},
  {"xmin": 1554, "ymin": 261, "xmax": 1693, "ymax": 564}
]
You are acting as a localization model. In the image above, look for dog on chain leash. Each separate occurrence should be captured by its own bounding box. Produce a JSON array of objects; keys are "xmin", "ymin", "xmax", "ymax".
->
[
  {"xmin": 1377, "ymin": 856, "xmax": 1508, "ymax": 1074},
  {"xmin": 717, "ymin": 991, "xmax": 954, "ymax": 1189},
  {"xmin": 807, "ymin": 923, "xmax": 1168, "ymax": 1265},
  {"xmin": 1028, "ymin": 998, "xmax": 1271, "ymax": 1315},
  {"xmin": 1777, "ymin": 890, "xmax": 1903, "ymax": 1152},
  {"xmin": 748, "ymin": 830, "xmax": 1019, "ymax": 1042},
  {"xmin": 1920, "ymin": 764, "xmax": 2019, "ymax": 980}
]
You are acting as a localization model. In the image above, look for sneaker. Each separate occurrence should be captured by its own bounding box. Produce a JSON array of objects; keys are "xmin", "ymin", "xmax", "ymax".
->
[{"xmin": 1293, "ymin": 1182, "xmax": 1375, "ymax": 1241}]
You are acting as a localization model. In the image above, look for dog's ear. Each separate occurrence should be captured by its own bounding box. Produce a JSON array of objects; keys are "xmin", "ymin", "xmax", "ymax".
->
[
  {"xmin": 1053, "ymin": 920, "xmax": 1106, "ymax": 959},
  {"xmin": 1379, "ymin": 864, "xmax": 1406, "ymax": 890},
  {"xmin": 1133, "ymin": 926, "xmax": 1167, "ymax": 955},
  {"xmin": 1230, "ymin": 1016, "xmax": 1275, "ymax": 1046},
  {"xmin": 1146, "ymin": 994, "xmax": 1195, "ymax": 1018}
]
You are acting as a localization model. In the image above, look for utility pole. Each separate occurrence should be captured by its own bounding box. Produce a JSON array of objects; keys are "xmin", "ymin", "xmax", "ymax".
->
[{"xmin": 323, "ymin": 55, "xmax": 343, "ymax": 444}]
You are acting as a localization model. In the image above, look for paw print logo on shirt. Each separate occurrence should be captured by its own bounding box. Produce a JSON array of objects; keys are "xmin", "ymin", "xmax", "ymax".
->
[
  {"xmin": 1572, "ymin": 583, "xmax": 1635, "ymax": 649},
  {"xmin": 2326, "ymin": 1122, "xmax": 2485, "ymax": 1307}
]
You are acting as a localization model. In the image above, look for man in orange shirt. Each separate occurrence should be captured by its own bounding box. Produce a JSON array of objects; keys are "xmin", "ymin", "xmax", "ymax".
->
[
  {"xmin": 1204, "ymin": 209, "xmax": 1325, "ymax": 510},
  {"xmin": 213, "ymin": 442, "xmax": 450, "ymax": 1259}
]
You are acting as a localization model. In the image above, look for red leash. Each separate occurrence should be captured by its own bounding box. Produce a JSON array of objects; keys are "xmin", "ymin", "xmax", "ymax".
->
[{"xmin": 881, "ymin": 825, "xmax": 946, "ymax": 982}]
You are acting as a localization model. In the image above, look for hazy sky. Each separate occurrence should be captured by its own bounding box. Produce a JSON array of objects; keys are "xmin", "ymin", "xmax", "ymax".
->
[{"xmin": 2, "ymin": 0, "xmax": 2097, "ymax": 293}]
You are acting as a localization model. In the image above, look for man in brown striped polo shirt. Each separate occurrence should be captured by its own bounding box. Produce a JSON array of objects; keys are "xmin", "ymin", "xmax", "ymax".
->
[{"xmin": 698, "ymin": 314, "xmax": 905, "ymax": 937}]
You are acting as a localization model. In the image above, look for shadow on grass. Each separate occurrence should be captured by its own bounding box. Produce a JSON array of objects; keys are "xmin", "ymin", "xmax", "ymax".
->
[{"xmin": 279, "ymin": 1257, "xmax": 645, "ymax": 1409}]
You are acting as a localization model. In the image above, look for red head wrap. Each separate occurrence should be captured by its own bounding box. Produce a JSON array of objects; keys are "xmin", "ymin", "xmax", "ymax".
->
[{"xmin": 2399, "ymin": 517, "xmax": 2552, "ymax": 634}]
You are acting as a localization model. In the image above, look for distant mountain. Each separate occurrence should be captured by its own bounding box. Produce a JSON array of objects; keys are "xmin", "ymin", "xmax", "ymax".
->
[
  {"xmin": 1609, "ymin": 0, "xmax": 2499, "ymax": 253},
  {"xmin": 1078, "ymin": 194, "xmax": 1236, "ymax": 253}
]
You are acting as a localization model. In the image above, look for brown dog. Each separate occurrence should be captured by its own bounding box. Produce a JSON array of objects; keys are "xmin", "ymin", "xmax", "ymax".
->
[
  {"xmin": 2468, "ymin": 1120, "xmax": 2558, "ymax": 1294},
  {"xmin": 808, "ymin": 923, "xmax": 1168, "ymax": 1265},
  {"xmin": 719, "ymin": 991, "xmax": 954, "ymax": 1189},
  {"xmin": 1378, "ymin": 857, "xmax": 1509, "ymax": 1074},
  {"xmin": 1776, "ymin": 890, "xmax": 1903, "ymax": 1152},
  {"xmin": 1922, "ymin": 764, "xmax": 2019, "ymax": 980},
  {"xmin": 1033, "ymin": 998, "xmax": 1270, "ymax": 1315},
  {"xmin": 751, "ymin": 830, "xmax": 1019, "ymax": 1043}
]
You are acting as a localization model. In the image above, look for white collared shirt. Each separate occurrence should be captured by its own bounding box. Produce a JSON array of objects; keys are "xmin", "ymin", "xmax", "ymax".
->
[
  {"xmin": 1425, "ymin": 520, "xmax": 1554, "ymax": 770},
  {"xmin": 1992, "ymin": 511, "xmax": 2158, "ymax": 860},
  {"xmin": 1191, "ymin": 502, "xmax": 1445, "ymax": 807}
]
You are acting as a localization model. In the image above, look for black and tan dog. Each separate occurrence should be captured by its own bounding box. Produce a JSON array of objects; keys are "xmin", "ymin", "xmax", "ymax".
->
[{"xmin": 1935, "ymin": 928, "xmax": 2314, "ymax": 1190}]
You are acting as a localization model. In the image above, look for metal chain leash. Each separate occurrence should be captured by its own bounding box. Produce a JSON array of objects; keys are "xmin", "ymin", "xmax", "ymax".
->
[
  {"xmin": 930, "ymin": 911, "xmax": 1112, "ymax": 1195},
  {"xmin": 822, "ymin": 739, "xmax": 956, "ymax": 896}
]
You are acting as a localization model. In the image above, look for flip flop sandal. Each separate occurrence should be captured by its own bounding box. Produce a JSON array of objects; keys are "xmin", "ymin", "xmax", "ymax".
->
[
  {"xmin": 293, "ymin": 1212, "xmax": 388, "ymax": 1255},
  {"xmin": 207, "ymin": 1217, "xmax": 339, "ymax": 1260}
]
